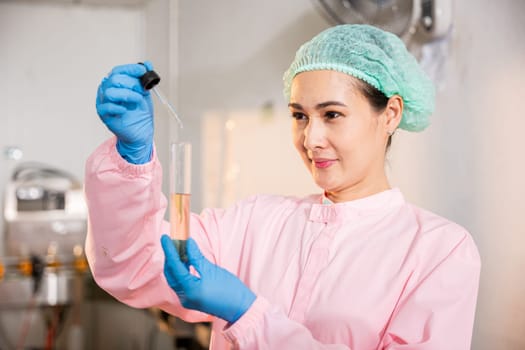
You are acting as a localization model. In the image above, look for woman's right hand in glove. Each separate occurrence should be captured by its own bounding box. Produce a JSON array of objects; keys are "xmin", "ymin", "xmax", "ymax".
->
[{"xmin": 96, "ymin": 61, "xmax": 154, "ymax": 164}]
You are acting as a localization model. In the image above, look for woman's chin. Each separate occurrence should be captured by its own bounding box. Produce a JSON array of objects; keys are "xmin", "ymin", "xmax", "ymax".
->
[{"xmin": 312, "ymin": 177, "xmax": 336, "ymax": 193}]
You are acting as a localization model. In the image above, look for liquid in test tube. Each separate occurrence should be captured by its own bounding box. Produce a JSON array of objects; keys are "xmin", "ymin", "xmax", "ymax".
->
[{"xmin": 170, "ymin": 142, "xmax": 191, "ymax": 262}]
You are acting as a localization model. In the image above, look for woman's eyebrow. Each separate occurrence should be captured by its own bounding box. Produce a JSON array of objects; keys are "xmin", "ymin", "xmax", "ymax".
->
[
  {"xmin": 316, "ymin": 101, "xmax": 347, "ymax": 109},
  {"xmin": 288, "ymin": 101, "xmax": 347, "ymax": 110},
  {"xmin": 288, "ymin": 102, "xmax": 304, "ymax": 110}
]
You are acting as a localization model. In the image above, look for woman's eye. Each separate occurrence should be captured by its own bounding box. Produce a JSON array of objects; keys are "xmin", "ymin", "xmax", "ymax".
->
[
  {"xmin": 325, "ymin": 111, "xmax": 342, "ymax": 120},
  {"xmin": 291, "ymin": 112, "xmax": 308, "ymax": 121}
]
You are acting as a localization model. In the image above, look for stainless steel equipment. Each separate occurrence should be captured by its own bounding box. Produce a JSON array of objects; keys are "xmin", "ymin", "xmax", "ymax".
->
[
  {"xmin": 2, "ymin": 162, "xmax": 87, "ymax": 257},
  {"xmin": 1, "ymin": 163, "xmax": 89, "ymax": 349}
]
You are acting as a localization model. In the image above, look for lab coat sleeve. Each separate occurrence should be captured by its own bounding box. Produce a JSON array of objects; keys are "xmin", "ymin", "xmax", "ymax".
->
[
  {"xmin": 84, "ymin": 137, "xmax": 212, "ymax": 322},
  {"xmin": 222, "ymin": 297, "xmax": 353, "ymax": 349},
  {"xmin": 380, "ymin": 228, "xmax": 481, "ymax": 349}
]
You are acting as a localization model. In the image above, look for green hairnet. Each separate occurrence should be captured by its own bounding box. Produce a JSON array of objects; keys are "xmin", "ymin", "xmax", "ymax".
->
[{"xmin": 283, "ymin": 24, "xmax": 435, "ymax": 132}]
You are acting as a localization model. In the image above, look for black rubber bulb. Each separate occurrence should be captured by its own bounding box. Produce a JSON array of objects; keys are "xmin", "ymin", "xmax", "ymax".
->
[{"xmin": 138, "ymin": 62, "xmax": 160, "ymax": 90}]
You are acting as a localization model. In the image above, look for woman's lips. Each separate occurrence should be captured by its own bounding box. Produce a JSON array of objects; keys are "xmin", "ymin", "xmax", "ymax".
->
[{"xmin": 313, "ymin": 159, "xmax": 336, "ymax": 169}]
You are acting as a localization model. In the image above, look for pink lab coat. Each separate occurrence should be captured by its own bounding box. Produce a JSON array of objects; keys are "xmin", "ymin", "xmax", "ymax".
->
[{"xmin": 84, "ymin": 138, "xmax": 480, "ymax": 350}]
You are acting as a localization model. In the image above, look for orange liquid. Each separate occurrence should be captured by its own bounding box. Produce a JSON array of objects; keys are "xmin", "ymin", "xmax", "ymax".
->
[{"xmin": 170, "ymin": 193, "xmax": 190, "ymax": 240}]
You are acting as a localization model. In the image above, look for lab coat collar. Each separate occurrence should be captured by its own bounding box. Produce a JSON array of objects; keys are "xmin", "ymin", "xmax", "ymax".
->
[{"xmin": 309, "ymin": 188, "xmax": 405, "ymax": 224}]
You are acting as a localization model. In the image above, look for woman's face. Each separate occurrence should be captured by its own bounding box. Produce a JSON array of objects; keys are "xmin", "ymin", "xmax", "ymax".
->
[{"xmin": 289, "ymin": 70, "xmax": 394, "ymax": 201}]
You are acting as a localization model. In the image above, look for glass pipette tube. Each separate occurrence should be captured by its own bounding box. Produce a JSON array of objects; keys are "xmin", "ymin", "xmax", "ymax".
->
[
  {"xmin": 152, "ymin": 87, "xmax": 184, "ymax": 130},
  {"xmin": 138, "ymin": 63, "xmax": 183, "ymax": 130},
  {"xmin": 170, "ymin": 142, "xmax": 191, "ymax": 262}
]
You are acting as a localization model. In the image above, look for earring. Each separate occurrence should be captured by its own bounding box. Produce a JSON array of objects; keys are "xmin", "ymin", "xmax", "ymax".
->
[{"xmin": 387, "ymin": 130, "xmax": 394, "ymax": 136}]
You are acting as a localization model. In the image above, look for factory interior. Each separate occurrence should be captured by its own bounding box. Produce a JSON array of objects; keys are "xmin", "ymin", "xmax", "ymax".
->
[{"xmin": 1, "ymin": 0, "xmax": 524, "ymax": 349}]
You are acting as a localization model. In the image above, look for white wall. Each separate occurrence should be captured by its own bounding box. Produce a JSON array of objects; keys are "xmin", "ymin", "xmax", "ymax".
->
[
  {"xmin": 0, "ymin": 0, "xmax": 177, "ymax": 238},
  {"xmin": 177, "ymin": 1, "xmax": 525, "ymax": 349},
  {"xmin": 0, "ymin": 2, "xmax": 145, "ymax": 242},
  {"xmin": 0, "ymin": 2, "xmax": 145, "ymax": 177}
]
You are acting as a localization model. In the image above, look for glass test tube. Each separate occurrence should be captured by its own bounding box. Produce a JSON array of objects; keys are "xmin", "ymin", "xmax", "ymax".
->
[{"xmin": 169, "ymin": 142, "xmax": 191, "ymax": 262}]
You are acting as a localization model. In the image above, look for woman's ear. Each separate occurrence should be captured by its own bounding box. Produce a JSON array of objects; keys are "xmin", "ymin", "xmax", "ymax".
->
[{"xmin": 384, "ymin": 95, "xmax": 403, "ymax": 134}]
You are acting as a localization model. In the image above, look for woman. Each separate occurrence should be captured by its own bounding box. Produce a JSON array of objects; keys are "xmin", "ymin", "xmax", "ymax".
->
[{"xmin": 87, "ymin": 24, "xmax": 480, "ymax": 349}]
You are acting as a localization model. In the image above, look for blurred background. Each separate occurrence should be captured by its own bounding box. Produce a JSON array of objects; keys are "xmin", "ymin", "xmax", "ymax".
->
[{"xmin": 0, "ymin": 0, "xmax": 524, "ymax": 349}]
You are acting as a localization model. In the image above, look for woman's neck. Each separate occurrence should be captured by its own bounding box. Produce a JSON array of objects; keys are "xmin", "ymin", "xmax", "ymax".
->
[{"xmin": 325, "ymin": 173, "xmax": 391, "ymax": 203}]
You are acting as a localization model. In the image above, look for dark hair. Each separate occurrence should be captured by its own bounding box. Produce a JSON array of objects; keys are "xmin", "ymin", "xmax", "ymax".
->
[{"xmin": 353, "ymin": 79, "xmax": 393, "ymax": 150}]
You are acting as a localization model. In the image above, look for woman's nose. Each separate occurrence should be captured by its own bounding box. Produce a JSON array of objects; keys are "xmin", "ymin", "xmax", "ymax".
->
[{"xmin": 303, "ymin": 118, "xmax": 327, "ymax": 150}]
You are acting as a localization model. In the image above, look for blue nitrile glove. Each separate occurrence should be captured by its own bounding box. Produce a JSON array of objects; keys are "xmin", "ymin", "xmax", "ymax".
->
[
  {"xmin": 96, "ymin": 61, "xmax": 154, "ymax": 164},
  {"xmin": 161, "ymin": 235, "xmax": 256, "ymax": 323}
]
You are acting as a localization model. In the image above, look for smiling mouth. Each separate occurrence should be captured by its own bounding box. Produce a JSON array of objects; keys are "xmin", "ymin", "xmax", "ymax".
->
[{"xmin": 310, "ymin": 158, "xmax": 336, "ymax": 169}]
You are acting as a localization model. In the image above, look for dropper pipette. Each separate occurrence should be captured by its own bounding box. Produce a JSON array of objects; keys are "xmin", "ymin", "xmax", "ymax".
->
[
  {"xmin": 151, "ymin": 87, "xmax": 183, "ymax": 129},
  {"xmin": 138, "ymin": 63, "xmax": 190, "ymax": 262},
  {"xmin": 138, "ymin": 64, "xmax": 183, "ymax": 129}
]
